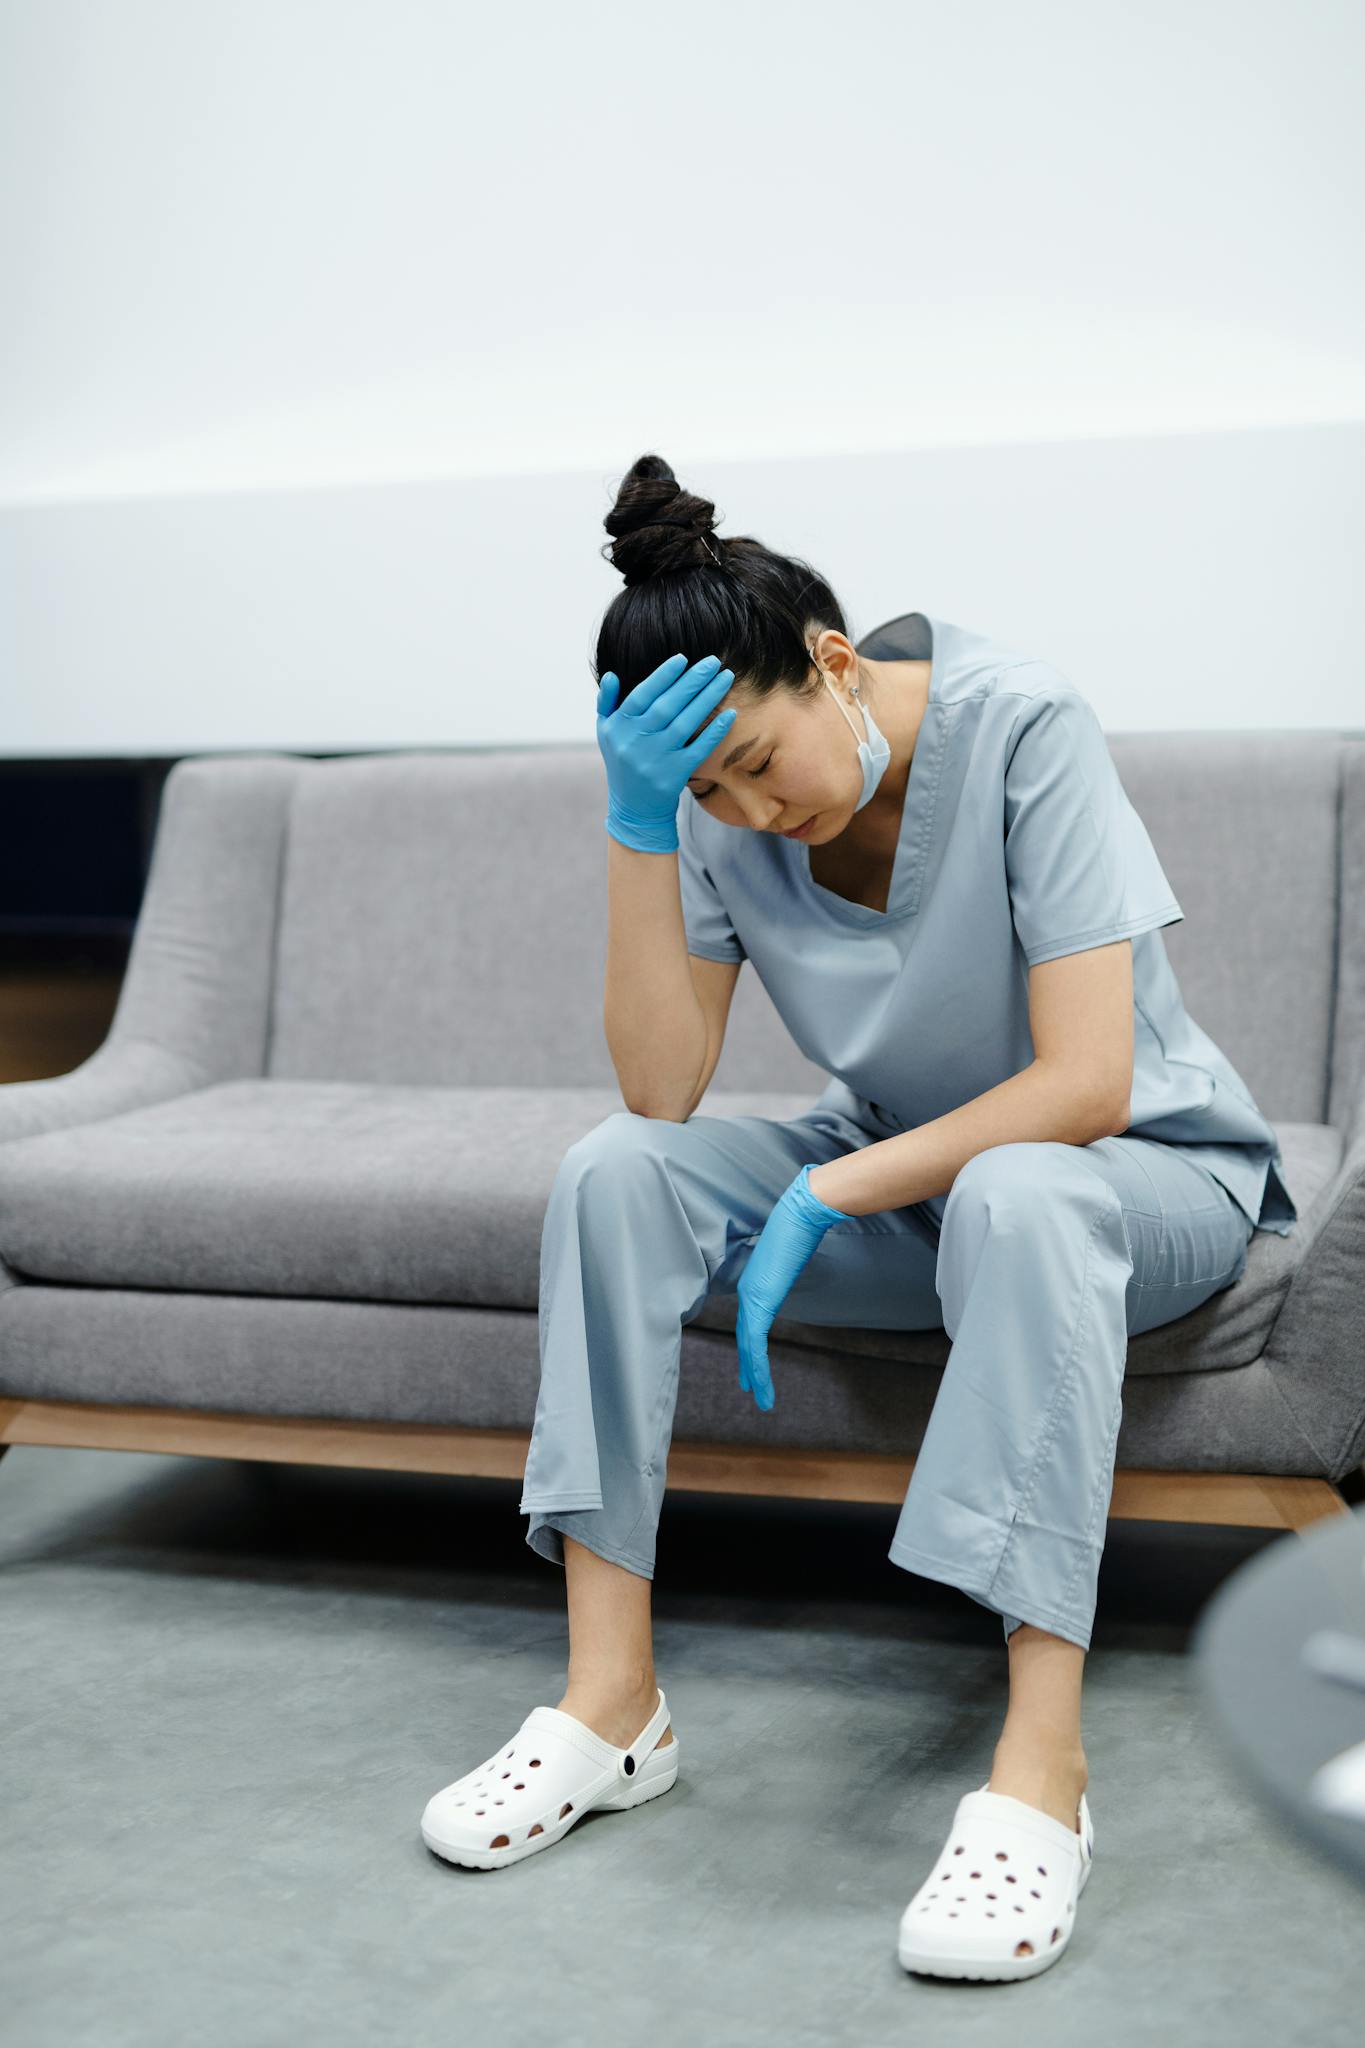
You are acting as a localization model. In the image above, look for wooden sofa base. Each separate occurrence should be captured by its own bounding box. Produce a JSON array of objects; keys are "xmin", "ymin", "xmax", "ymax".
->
[{"xmin": 0, "ymin": 1397, "xmax": 1353, "ymax": 1532}]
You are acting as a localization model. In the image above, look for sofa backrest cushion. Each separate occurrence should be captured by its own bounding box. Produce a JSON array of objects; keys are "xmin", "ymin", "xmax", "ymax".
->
[{"xmin": 263, "ymin": 739, "xmax": 1351, "ymax": 1125}]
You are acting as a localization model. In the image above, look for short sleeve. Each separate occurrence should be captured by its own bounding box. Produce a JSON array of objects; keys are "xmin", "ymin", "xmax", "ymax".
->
[
  {"xmin": 1002, "ymin": 684, "xmax": 1184, "ymax": 967},
  {"xmin": 676, "ymin": 794, "xmax": 747, "ymax": 964}
]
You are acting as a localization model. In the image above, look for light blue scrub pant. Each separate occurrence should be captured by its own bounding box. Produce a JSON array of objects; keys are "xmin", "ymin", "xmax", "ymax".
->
[{"xmin": 518, "ymin": 1101, "xmax": 1256, "ymax": 1652}]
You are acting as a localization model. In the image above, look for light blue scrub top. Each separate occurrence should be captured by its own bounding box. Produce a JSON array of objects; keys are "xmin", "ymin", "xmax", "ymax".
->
[{"xmin": 676, "ymin": 609, "xmax": 1297, "ymax": 1239}]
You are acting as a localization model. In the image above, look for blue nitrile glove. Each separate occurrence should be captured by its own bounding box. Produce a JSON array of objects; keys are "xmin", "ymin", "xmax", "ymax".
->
[
  {"xmin": 596, "ymin": 652, "xmax": 738, "ymax": 853},
  {"xmin": 736, "ymin": 1164, "xmax": 856, "ymax": 1412}
]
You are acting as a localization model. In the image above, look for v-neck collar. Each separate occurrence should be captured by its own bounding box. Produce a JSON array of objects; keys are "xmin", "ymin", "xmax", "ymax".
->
[{"xmin": 796, "ymin": 610, "xmax": 947, "ymax": 927}]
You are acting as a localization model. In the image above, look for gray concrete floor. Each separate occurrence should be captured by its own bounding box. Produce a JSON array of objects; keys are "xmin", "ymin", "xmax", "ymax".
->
[{"xmin": 1, "ymin": 1443, "xmax": 1359, "ymax": 2048}]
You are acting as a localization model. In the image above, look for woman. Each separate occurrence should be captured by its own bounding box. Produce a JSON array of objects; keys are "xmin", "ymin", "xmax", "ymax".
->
[{"xmin": 420, "ymin": 454, "xmax": 1296, "ymax": 1982}]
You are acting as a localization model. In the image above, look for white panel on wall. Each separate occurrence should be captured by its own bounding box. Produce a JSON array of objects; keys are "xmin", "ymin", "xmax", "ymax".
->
[
  {"xmin": 1, "ymin": 0, "xmax": 1360, "ymax": 752},
  {"xmin": 3, "ymin": 0, "xmax": 1362, "ymax": 503},
  {"xmin": 2, "ymin": 421, "xmax": 1361, "ymax": 757}
]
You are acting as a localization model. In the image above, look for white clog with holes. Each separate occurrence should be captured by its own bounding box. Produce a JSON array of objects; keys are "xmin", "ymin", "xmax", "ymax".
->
[
  {"xmin": 898, "ymin": 1782, "xmax": 1094, "ymax": 1982},
  {"xmin": 421, "ymin": 1686, "xmax": 678, "ymax": 1870}
]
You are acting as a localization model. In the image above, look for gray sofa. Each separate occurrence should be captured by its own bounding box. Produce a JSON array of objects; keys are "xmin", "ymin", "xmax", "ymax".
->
[{"xmin": 1, "ymin": 737, "xmax": 1363, "ymax": 1533}]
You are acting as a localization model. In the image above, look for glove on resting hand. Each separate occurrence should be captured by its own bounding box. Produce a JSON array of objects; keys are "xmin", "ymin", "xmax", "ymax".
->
[{"xmin": 736, "ymin": 1164, "xmax": 855, "ymax": 1412}]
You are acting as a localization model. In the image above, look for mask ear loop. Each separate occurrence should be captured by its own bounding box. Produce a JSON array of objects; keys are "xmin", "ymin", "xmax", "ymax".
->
[{"xmin": 808, "ymin": 641, "xmax": 871, "ymax": 729}]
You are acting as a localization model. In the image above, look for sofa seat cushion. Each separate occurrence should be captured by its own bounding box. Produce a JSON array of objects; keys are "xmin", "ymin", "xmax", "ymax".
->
[
  {"xmin": 0, "ymin": 1079, "xmax": 636, "ymax": 1310},
  {"xmin": 0, "ymin": 1080, "xmax": 1337, "ymax": 1376}
]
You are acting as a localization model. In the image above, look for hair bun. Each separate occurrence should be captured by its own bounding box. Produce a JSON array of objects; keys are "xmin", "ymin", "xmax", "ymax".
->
[{"xmin": 601, "ymin": 452, "xmax": 725, "ymax": 585}]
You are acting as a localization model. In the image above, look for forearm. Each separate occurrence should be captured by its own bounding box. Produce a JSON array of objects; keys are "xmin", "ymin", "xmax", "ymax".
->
[
  {"xmin": 807, "ymin": 1061, "xmax": 1122, "ymax": 1217},
  {"xmin": 602, "ymin": 835, "xmax": 708, "ymax": 1117}
]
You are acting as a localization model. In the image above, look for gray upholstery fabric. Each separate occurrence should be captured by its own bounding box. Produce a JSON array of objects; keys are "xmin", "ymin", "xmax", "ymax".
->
[
  {"xmin": 0, "ymin": 1279, "xmax": 1335, "ymax": 1481},
  {"xmin": 1, "ymin": 738, "xmax": 1363, "ymax": 1481},
  {"xmin": 0, "ymin": 1083, "xmax": 1342, "ymax": 1377}
]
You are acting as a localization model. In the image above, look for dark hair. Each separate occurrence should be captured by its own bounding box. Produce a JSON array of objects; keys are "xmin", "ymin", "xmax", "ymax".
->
[{"xmin": 594, "ymin": 452, "xmax": 852, "ymax": 709}]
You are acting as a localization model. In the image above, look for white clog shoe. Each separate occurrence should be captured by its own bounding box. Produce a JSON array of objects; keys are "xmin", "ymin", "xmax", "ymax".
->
[
  {"xmin": 421, "ymin": 1686, "xmax": 678, "ymax": 1870},
  {"xmin": 898, "ymin": 1781, "xmax": 1094, "ymax": 1982}
]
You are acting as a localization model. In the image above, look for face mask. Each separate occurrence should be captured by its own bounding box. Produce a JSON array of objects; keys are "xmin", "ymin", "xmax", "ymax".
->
[{"xmin": 819, "ymin": 668, "xmax": 892, "ymax": 812}]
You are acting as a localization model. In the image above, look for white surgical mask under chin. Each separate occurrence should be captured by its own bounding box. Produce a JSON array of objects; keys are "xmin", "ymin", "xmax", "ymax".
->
[{"xmin": 822, "ymin": 673, "xmax": 892, "ymax": 812}]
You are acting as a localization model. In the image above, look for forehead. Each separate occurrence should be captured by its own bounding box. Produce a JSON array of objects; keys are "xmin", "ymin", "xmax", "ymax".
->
[
  {"xmin": 687, "ymin": 685, "xmax": 787, "ymax": 744},
  {"xmin": 684, "ymin": 694, "xmax": 796, "ymax": 793},
  {"xmin": 685, "ymin": 689, "xmax": 775, "ymax": 763}
]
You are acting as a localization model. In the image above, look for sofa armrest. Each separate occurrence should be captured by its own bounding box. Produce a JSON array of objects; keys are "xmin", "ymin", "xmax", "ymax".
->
[
  {"xmin": 1263, "ymin": 1077, "xmax": 1365, "ymax": 1478},
  {"xmin": 0, "ymin": 754, "xmax": 300, "ymax": 1148},
  {"xmin": 0, "ymin": 1036, "xmax": 204, "ymax": 1147}
]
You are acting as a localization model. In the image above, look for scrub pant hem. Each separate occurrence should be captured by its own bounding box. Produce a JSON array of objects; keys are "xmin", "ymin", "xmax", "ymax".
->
[
  {"xmin": 888, "ymin": 1538, "xmax": 1093, "ymax": 1653},
  {"xmin": 525, "ymin": 1518, "xmax": 655, "ymax": 1582}
]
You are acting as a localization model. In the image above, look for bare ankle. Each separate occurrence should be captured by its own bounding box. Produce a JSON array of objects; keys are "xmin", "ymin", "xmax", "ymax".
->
[
  {"xmin": 561, "ymin": 1677, "xmax": 657, "ymax": 1714},
  {"xmin": 564, "ymin": 1661, "xmax": 656, "ymax": 1693},
  {"xmin": 993, "ymin": 1729, "xmax": 1087, "ymax": 1782},
  {"xmin": 557, "ymin": 1674, "xmax": 670, "ymax": 1748}
]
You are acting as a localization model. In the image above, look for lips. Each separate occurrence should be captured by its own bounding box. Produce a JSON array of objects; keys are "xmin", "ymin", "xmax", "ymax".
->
[{"xmin": 782, "ymin": 816, "xmax": 816, "ymax": 839}]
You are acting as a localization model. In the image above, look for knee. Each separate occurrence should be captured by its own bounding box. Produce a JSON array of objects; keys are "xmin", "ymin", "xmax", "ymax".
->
[
  {"xmin": 948, "ymin": 1140, "xmax": 1072, "ymax": 1206},
  {"xmin": 945, "ymin": 1142, "xmax": 1120, "ymax": 1238},
  {"xmin": 556, "ymin": 1109, "xmax": 685, "ymax": 1189}
]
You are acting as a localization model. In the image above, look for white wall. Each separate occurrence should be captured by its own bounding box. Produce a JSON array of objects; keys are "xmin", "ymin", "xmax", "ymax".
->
[{"xmin": 3, "ymin": 0, "xmax": 1361, "ymax": 755}]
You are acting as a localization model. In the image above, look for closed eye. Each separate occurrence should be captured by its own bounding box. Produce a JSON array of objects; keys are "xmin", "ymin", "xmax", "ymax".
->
[{"xmin": 693, "ymin": 753, "xmax": 773, "ymax": 799}]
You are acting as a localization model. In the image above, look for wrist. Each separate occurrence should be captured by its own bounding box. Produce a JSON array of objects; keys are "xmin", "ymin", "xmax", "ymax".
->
[
  {"xmin": 796, "ymin": 1162, "xmax": 855, "ymax": 1222},
  {"xmin": 603, "ymin": 798, "xmax": 680, "ymax": 854}
]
